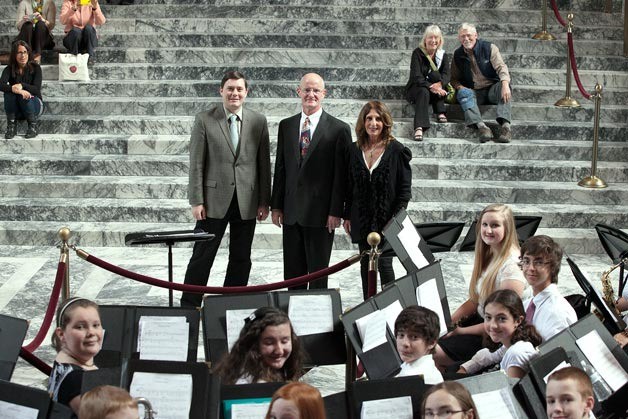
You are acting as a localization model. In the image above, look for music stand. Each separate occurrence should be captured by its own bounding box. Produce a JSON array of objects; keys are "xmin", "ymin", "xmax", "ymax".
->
[
  {"xmin": 414, "ymin": 222, "xmax": 465, "ymax": 253},
  {"xmin": 566, "ymin": 256, "xmax": 627, "ymax": 335},
  {"xmin": 125, "ymin": 229, "xmax": 215, "ymax": 306},
  {"xmin": 595, "ymin": 223, "xmax": 628, "ymax": 296},
  {"xmin": 381, "ymin": 209, "xmax": 435, "ymax": 274},
  {"xmin": 459, "ymin": 215, "xmax": 542, "ymax": 252}
]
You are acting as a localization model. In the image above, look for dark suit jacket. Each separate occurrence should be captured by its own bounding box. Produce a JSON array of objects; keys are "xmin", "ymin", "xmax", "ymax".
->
[
  {"xmin": 271, "ymin": 110, "xmax": 352, "ymax": 227},
  {"xmin": 188, "ymin": 105, "xmax": 271, "ymax": 220},
  {"xmin": 344, "ymin": 140, "xmax": 412, "ymax": 242}
]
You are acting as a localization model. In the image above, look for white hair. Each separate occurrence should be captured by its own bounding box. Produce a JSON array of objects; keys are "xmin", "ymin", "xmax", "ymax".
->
[{"xmin": 458, "ymin": 22, "xmax": 477, "ymax": 35}]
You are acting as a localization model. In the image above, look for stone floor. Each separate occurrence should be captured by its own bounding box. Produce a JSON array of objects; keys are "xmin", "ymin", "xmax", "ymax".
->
[{"xmin": 0, "ymin": 239, "xmax": 613, "ymax": 396}]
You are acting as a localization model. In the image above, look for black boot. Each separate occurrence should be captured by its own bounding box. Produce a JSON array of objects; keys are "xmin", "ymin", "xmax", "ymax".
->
[
  {"xmin": 25, "ymin": 114, "xmax": 38, "ymax": 139},
  {"xmin": 5, "ymin": 114, "xmax": 17, "ymax": 139}
]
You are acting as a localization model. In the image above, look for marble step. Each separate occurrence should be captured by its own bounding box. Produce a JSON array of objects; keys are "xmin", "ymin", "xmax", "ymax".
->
[
  {"xmin": 30, "ymin": 47, "xmax": 627, "ymax": 72},
  {"xmin": 2, "ymin": 153, "xmax": 626, "ymax": 182},
  {"xmin": 0, "ymin": 198, "xmax": 625, "ymax": 228},
  {"xmin": 2, "ymin": 116, "xmax": 625, "ymax": 142},
  {"xmin": 2, "ymin": 175, "xmax": 627, "ymax": 206},
  {"xmin": 0, "ymin": 219, "xmax": 617, "ymax": 255},
  {"xmin": 39, "ymin": 80, "xmax": 628, "ymax": 105},
  {"xmin": 37, "ymin": 97, "xmax": 628, "ymax": 123},
  {"xmin": 2, "ymin": 136, "xmax": 628, "ymax": 164},
  {"xmin": 1, "ymin": 34, "xmax": 622, "ymax": 56}
]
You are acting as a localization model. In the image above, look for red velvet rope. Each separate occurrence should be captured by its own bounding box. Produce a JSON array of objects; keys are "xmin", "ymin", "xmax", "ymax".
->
[
  {"xmin": 367, "ymin": 269, "xmax": 377, "ymax": 298},
  {"xmin": 83, "ymin": 253, "xmax": 358, "ymax": 294},
  {"xmin": 19, "ymin": 348, "xmax": 52, "ymax": 376},
  {"xmin": 23, "ymin": 260, "xmax": 66, "ymax": 353},
  {"xmin": 549, "ymin": 0, "xmax": 567, "ymax": 27},
  {"xmin": 567, "ymin": 32, "xmax": 592, "ymax": 100}
]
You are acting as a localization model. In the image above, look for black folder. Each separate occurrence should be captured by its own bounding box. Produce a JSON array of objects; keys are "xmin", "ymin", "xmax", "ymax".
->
[
  {"xmin": 0, "ymin": 379, "xmax": 73, "ymax": 419},
  {"xmin": 202, "ymin": 289, "xmax": 346, "ymax": 367},
  {"xmin": 413, "ymin": 261, "xmax": 453, "ymax": 336},
  {"xmin": 324, "ymin": 391, "xmax": 349, "ymax": 419},
  {"xmin": 220, "ymin": 382, "xmax": 284, "ymax": 419},
  {"xmin": 459, "ymin": 215, "xmax": 542, "ymax": 251},
  {"xmin": 539, "ymin": 314, "xmax": 628, "ymax": 416},
  {"xmin": 381, "ymin": 208, "xmax": 435, "ymax": 273},
  {"xmin": 349, "ymin": 375, "xmax": 427, "ymax": 419},
  {"xmin": 0, "ymin": 314, "xmax": 28, "ymax": 381},
  {"xmin": 595, "ymin": 223, "xmax": 628, "ymax": 264},
  {"xmin": 415, "ymin": 222, "xmax": 465, "ymax": 253},
  {"xmin": 125, "ymin": 360, "xmax": 220, "ymax": 419},
  {"xmin": 456, "ymin": 371, "xmax": 528, "ymax": 418},
  {"xmin": 95, "ymin": 305, "xmax": 200, "ymax": 368}
]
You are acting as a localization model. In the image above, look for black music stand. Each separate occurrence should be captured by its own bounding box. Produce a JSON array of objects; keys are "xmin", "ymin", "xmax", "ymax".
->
[
  {"xmin": 595, "ymin": 223, "xmax": 628, "ymax": 297},
  {"xmin": 459, "ymin": 215, "xmax": 542, "ymax": 251},
  {"xmin": 566, "ymin": 255, "xmax": 627, "ymax": 335},
  {"xmin": 125, "ymin": 229, "xmax": 215, "ymax": 307}
]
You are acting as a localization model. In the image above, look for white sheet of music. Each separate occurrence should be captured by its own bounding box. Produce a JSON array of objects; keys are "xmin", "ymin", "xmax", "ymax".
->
[
  {"xmin": 380, "ymin": 300, "xmax": 403, "ymax": 333},
  {"xmin": 288, "ymin": 294, "xmax": 333, "ymax": 336},
  {"xmin": 137, "ymin": 316, "xmax": 189, "ymax": 361},
  {"xmin": 130, "ymin": 372, "xmax": 192, "ymax": 419},
  {"xmin": 543, "ymin": 361, "xmax": 571, "ymax": 384},
  {"xmin": 472, "ymin": 389, "xmax": 517, "ymax": 419},
  {"xmin": 226, "ymin": 308, "xmax": 256, "ymax": 351},
  {"xmin": 576, "ymin": 330, "xmax": 628, "ymax": 391},
  {"xmin": 416, "ymin": 278, "xmax": 448, "ymax": 337},
  {"xmin": 355, "ymin": 310, "xmax": 388, "ymax": 352},
  {"xmin": 360, "ymin": 396, "xmax": 413, "ymax": 419},
  {"xmin": 231, "ymin": 402, "xmax": 271, "ymax": 419},
  {"xmin": 0, "ymin": 400, "xmax": 38, "ymax": 419},
  {"xmin": 397, "ymin": 216, "xmax": 430, "ymax": 270}
]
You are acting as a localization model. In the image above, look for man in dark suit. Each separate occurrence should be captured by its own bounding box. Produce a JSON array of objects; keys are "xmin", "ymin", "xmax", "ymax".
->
[
  {"xmin": 180, "ymin": 71, "xmax": 271, "ymax": 307},
  {"xmin": 271, "ymin": 73, "xmax": 352, "ymax": 289}
]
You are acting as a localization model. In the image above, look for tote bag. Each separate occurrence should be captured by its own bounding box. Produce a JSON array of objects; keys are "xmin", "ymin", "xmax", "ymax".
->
[{"xmin": 58, "ymin": 53, "xmax": 90, "ymax": 81}]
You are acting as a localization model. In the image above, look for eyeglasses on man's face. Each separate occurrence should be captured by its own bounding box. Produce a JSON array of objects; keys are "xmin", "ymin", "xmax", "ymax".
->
[
  {"xmin": 424, "ymin": 409, "xmax": 466, "ymax": 418},
  {"xmin": 518, "ymin": 258, "xmax": 551, "ymax": 268}
]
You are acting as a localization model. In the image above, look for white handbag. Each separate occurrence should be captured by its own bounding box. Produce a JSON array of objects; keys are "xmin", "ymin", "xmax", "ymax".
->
[{"xmin": 58, "ymin": 53, "xmax": 90, "ymax": 81}]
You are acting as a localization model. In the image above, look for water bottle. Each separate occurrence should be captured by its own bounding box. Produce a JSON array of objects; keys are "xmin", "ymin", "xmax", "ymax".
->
[{"xmin": 580, "ymin": 360, "xmax": 613, "ymax": 401}]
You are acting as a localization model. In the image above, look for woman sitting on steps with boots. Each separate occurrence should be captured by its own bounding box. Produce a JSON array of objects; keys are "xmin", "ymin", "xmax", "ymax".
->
[{"xmin": 1, "ymin": 40, "xmax": 43, "ymax": 139}]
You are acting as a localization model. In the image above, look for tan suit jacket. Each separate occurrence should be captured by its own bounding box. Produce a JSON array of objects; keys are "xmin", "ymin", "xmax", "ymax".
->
[{"xmin": 188, "ymin": 105, "xmax": 271, "ymax": 220}]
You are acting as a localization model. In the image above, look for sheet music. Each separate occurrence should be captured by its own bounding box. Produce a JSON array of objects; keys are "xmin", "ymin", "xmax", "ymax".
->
[
  {"xmin": 543, "ymin": 361, "xmax": 571, "ymax": 384},
  {"xmin": 130, "ymin": 372, "xmax": 192, "ymax": 419},
  {"xmin": 361, "ymin": 396, "xmax": 413, "ymax": 419},
  {"xmin": 0, "ymin": 400, "xmax": 39, "ymax": 419},
  {"xmin": 226, "ymin": 309, "xmax": 256, "ymax": 351},
  {"xmin": 288, "ymin": 294, "xmax": 334, "ymax": 336},
  {"xmin": 416, "ymin": 278, "xmax": 448, "ymax": 337},
  {"xmin": 380, "ymin": 300, "xmax": 403, "ymax": 333},
  {"xmin": 397, "ymin": 216, "xmax": 430, "ymax": 270},
  {"xmin": 576, "ymin": 330, "xmax": 628, "ymax": 391},
  {"xmin": 231, "ymin": 402, "xmax": 271, "ymax": 419},
  {"xmin": 472, "ymin": 389, "xmax": 517, "ymax": 419},
  {"xmin": 355, "ymin": 310, "xmax": 388, "ymax": 352},
  {"xmin": 137, "ymin": 316, "xmax": 189, "ymax": 361}
]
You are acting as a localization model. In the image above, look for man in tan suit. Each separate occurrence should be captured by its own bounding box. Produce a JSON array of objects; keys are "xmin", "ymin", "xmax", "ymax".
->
[{"xmin": 181, "ymin": 71, "xmax": 271, "ymax": 307}]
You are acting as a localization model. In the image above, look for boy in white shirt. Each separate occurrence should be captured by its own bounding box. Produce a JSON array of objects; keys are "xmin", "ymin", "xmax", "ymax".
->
[
  {"xmin": 520, "ymin": 235, "xmax": 577, "ymax": 342},
  {"xmin": 546, "ymin": 366, "xmax": 595, "ymax": 419},
  {"xmin": 394, "ymin": 306, "xmax": 443, "ymax": 384}
]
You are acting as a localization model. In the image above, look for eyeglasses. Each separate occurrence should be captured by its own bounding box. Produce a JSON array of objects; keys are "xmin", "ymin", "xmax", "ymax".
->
[
  {"xmin": 518, "ymin": 259, "xmax": 551, "ymax": 268},
  {"xmin": 17, "ymin": 51, "xmax": 29, "ymax": 56},
  {"xmin": 424, "ymin": 409, "xmax": 466, "ymax": 418},
  {"xmin": 299, "ymin": 88, "xmax": 323, "ymax": 95}
]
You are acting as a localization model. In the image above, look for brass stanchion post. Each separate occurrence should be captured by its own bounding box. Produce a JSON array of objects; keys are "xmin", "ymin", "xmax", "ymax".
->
[
  {"xmin": 58, "ymin": 227, "xmax": 71, "ymax": 300},
  {"xmin": 555, "ymin": 14, "xmax": 581, "ymax": 107},
  {"xmin": 367, "ymin": 232, "xmax": 381, "ymax": 298},
  {"xmin": 532, "ymin": 0, "xmax": 556, "ymax": 40},
  {"xmin": 578, "ymin": 83, "xmax": 607, "ymax": 188}
]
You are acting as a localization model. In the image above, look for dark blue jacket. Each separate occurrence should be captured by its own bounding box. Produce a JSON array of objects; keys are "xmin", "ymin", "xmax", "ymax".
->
[{"xmin": 453, "ymin": 39, "xmax": 499, "ymax": 89}]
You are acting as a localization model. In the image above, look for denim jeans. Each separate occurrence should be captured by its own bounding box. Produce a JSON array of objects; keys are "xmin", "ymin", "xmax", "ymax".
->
[
  {"xmin": 4, "ymin": 92, "xmax": 43, "ymax": 119},
  {"xmin": 462, "ymin": 82, "xmax": 512, "ymax": 126}
]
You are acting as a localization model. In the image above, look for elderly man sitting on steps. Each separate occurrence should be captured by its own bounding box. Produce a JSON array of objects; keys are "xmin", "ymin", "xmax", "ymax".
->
[{"xmin": 450, "ymin": 22, "xmax": 513, "ymax": 143}]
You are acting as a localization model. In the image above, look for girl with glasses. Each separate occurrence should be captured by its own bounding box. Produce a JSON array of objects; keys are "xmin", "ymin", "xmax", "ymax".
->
[{"xmin": 421, "ymin": 381, "xmax": 478, "ymax": 419}]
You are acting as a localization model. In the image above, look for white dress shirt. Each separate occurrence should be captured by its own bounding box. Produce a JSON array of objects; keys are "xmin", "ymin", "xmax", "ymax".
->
[{"xmin": 523, "ymin": 283, "xmax": 577, "ymax": 342}]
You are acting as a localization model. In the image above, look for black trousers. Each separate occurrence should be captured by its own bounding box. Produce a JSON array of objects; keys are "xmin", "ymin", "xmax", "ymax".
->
[
  {"xmin": 63, "ymin": 25, "xmax": 98, "ymax": 56},
  {"xmin": 358, "ymin": 239, "xmax": 395, "ymax": 300},
  {"xmin": 180, "ymin": 193, "xmax": 256, "ymax": 307},
  {"xmin": 410, "ymin": 85, "xmax": 446, "ymax": 131},
  {"xmin": 283, "ymin": 223, "xmax": 334, "ymax": 289},
  {"xmin": 16, "ymin": 21, "xmax": 54, "ymax": 55}
]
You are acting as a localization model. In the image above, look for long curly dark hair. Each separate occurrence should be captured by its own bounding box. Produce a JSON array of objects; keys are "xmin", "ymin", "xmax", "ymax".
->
[
  {"xmin": 484, "ymin": 289, "xmax": 542, "ymax": 351},
  {"xmin": 9, "ymin": 40, "xmax": 36, "ymax": 77},
  {"xmin": 213, "ymin": 307, "xmax": 305, "ymax": 384},
  {"xmin": 355, "ymin": 100, "xmax": 395, "ymax": 149}
]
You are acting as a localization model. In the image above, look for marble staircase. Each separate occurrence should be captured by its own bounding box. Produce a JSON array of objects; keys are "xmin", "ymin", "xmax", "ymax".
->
[{"xmin": 0, "ymin": 0, "xmax": 627, "ymax": 256}]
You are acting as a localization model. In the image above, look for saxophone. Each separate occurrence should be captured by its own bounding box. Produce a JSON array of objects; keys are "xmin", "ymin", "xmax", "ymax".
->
[{"xmin": 599, "ymin": 257, "xmax": 627, "ymax": 319}]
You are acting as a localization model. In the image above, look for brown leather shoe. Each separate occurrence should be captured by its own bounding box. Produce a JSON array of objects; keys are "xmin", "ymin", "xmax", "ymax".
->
[
  {"xmin": 478, "ymin": 126, "xmax": 493, "ymax": 143},
  {"xmin": 496, "ymin": 125, "xmax": 512, "ymax": 143}
]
